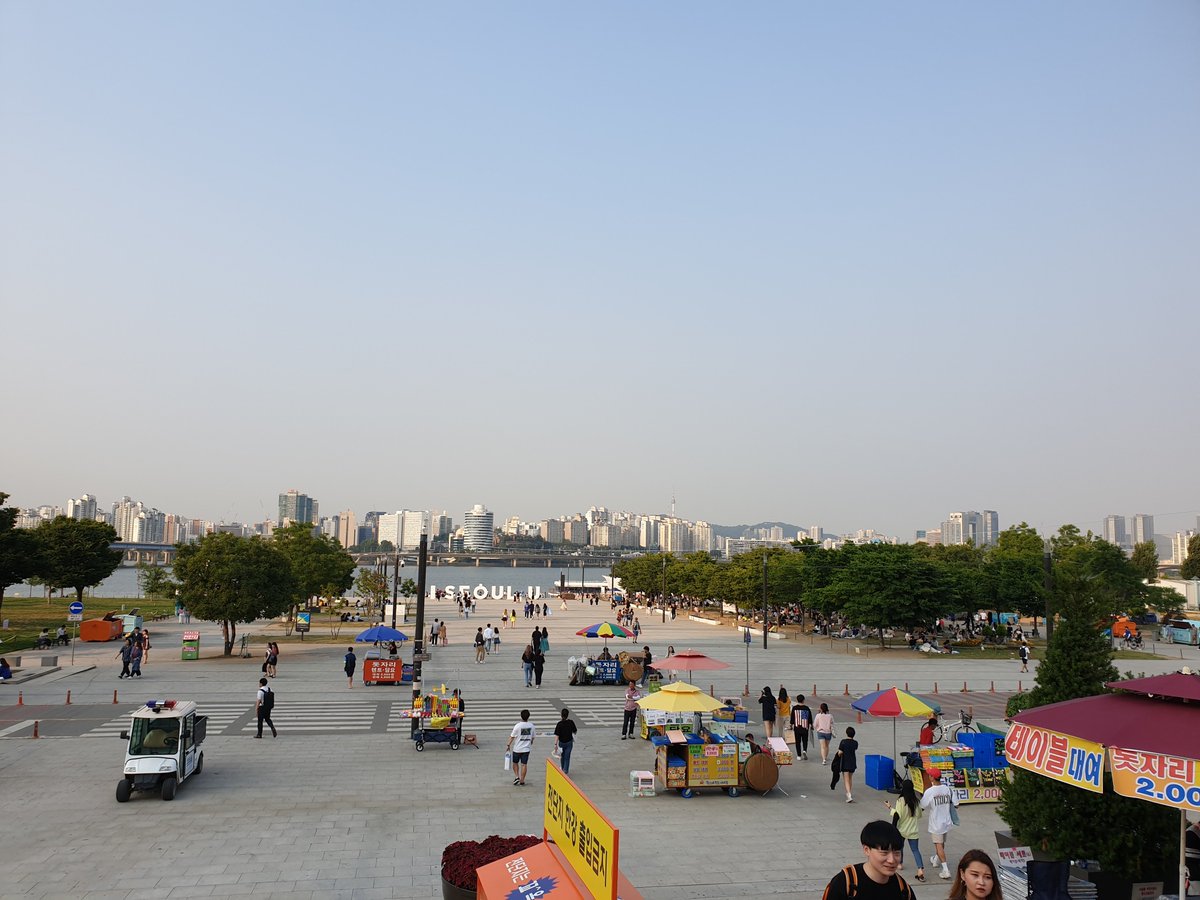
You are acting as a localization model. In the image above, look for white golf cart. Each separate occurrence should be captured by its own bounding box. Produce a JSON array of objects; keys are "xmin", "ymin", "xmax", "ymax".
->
[{"xmin": 116, "ymin": 699, "xmax": 207, "ymax": 802}]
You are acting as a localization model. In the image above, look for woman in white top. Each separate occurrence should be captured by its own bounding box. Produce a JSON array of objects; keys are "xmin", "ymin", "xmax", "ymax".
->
[{"xmin": 813, "ymin": 702, "xmax": 835, "ymax": 765}]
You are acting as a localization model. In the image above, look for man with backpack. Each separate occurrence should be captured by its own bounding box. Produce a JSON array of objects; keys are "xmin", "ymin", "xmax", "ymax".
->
[
  {"xmin": 821, "ymin": 820, "xmax": 916, "ymax": 900},
  {"xmin": 791, "ymin": 693, "xmax": 813, "ymax": 760},
  {"xmin": 255, "ymin": 676, "xmax": 277, "ymax": 738}
]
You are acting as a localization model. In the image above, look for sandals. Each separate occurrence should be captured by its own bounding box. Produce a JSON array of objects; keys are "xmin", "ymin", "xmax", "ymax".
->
[{"xmin": 915, "ymin": 872, "xmax": 926, "ymax": 883}]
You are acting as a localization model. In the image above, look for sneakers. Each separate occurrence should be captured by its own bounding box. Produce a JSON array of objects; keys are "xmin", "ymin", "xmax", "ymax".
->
[
  {"xmin": 846, "ymin": 795, "xmax": 854, "ymax": 803},
  {"xmin": 801, "ymin": 751, "xmax": 808, "ymax": 760},
  {"xmin": 930, "ymin": 854, "xmax": 940, "ymax": 868},
  {"xmin": 939, "ymin": 869, "xmax": 951, "ymax": 880}
]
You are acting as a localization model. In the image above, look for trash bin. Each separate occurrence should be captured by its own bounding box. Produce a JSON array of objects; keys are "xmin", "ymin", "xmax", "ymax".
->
[
  {"xmin": 181, "ymin": 631, "xmax": 200, "ymax": 661},
  {"xmin": 865, "ymin": 754, "xmax": 895, "ymax": 790}
]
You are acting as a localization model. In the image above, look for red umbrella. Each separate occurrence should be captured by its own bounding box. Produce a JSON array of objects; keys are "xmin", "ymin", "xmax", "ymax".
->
[{"xmin": 651, "ymin": 649, "xmax": 731, "ymax": 683}]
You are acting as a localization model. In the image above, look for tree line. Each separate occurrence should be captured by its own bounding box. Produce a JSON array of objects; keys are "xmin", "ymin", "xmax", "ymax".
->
[{"xmin": 612, "ymin": 523, "xmax": 1179, "ymax": 646}]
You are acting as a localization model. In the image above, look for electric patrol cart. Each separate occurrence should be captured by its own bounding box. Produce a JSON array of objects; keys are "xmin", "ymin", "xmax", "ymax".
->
[{"xmin": 116, "ymin": 700, "xmax": 207, "ymax": 801}]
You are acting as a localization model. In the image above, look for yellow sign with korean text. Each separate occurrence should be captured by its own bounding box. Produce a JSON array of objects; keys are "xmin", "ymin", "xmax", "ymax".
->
[
  {"xmin": 544, "ymin": 759, "xmax": 619, "ymax": 900},
  {"xmin": 1003, "ymin": 722, "xmax": 1104, "ymax": 792},
  {"xmin": 1109, "ymin": 747, "xmax": 1200, "ymax": 812}
]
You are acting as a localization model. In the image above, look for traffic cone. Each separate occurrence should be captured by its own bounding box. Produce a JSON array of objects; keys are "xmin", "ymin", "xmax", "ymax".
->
[
  {"xmin": 856, "ymin": 711, "xmax": 863, "ymax": 723},
  {"xmin": 843, "ymin": 683, "xmax": 850, "ymax": 696},
  {"xmin": 933, "ymin": 682, "xmax": 939, "ymax": 694},
  {"xmin": 17, "ymin": 691, "xmax": 22, "ymax": 706},
  {"xmin": 65, "ymin": 690, "xmax": 71, "ymax": 705},
  {"xmin": 113, "ymin": 690, "xmax": 119, "ymax": 704},
  {"xmin": 961, "ymin": 681, "xmax": 968, "ymax": 693},
  {"xmin": 31, "ymin": 721, "xmax": 39, "ymax": 739}
]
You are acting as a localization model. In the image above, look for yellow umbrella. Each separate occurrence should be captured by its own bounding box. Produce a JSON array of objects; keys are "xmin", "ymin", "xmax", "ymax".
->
[{"xmin": 635, "ymin": 681, "xmax": 725, "ymax": 713}]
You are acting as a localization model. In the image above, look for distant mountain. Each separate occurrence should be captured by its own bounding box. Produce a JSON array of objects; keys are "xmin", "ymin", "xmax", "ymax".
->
[{"xmin": 710, "ymin": 522, "xmax": 805, "ymax": 540}]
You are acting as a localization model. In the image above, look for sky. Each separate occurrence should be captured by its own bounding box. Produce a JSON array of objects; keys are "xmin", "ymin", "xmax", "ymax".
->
[{"xmin": 2, "ymin": 2, "xmax": 1198, "ymax": 539}]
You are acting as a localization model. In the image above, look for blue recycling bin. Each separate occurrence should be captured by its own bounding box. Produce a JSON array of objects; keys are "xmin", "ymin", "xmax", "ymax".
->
[{"xmin": 865, "ymin": 754, "xmax": 895, "ymax": 790}]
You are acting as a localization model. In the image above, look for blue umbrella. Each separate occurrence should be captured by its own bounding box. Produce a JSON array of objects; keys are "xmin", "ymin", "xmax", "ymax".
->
[{"xmin": 355, "ymin": 625, "xmax": 409, "ymax": 643}]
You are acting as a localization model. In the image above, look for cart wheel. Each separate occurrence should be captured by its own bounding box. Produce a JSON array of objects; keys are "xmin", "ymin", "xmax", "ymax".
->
[
  {"xmin": 450, "ymin": 741, "xmax": 460, "ymax": 750},
  {"xmin": 680, "ymin": 788, "xmax": 695, "ymax": 799},
  {"xmin": 161, "ymin": 776, "xmax": 177, "ymax": 801},
  {"xmin": 194, "ymin": 752, "xmax": 204, "ymax": 776},
  {"xmin": 115, "ymin": 779, "xmax": 132, "ymax": 803},
  {"xmin": 727, "ymin": 787, "xmax": 740, "ymax": 798},
  {"xmin": 415, "ymin": 741, "xmax": 425, "ymax": 751}
]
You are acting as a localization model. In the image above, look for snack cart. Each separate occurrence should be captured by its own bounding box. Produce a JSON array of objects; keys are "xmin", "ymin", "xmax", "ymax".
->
[{"xmin": 409, "ymin": 693, "xmax": 464, "ymax": 751}]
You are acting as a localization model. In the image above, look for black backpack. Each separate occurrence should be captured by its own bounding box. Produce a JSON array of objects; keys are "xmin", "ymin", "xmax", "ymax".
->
[{"xmin": 261, "ymin": 688, "xmax": 275, "ymax": 713}]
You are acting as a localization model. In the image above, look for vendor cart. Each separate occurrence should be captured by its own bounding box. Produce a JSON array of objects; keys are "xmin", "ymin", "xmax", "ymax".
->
[
  {"xmin": 409, "ymin": 693, "xmax": 464, "ymax": 751},
  {"xmin": 650, "ymin": 727, "xmax": 782, "ymax": 798}
]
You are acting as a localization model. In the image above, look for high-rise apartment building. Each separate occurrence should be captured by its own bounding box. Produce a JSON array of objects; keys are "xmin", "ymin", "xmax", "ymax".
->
[
  {"xmin": 941, "ymin": 510, "xmax": 997, "ymax": 547},
  {"xmin": 335, "ymin": 510, "xmax": 357, "ymax": 549},
  {"xmin": 463, "ymin": 504, "xmax": 494, "ymax": 551},
  {"xmin": 1172, "ymin": 531, "xmax": 1196, "ymax": 566},
  {"xmin": 981, "ymin": 511, "xmax": 999, "ymax": 547},
  {"xmin": 1133, "ymin": 514, "xmax": 1155, "ymax": 546},
  {"xmin": 692, "ymin": 521, "xmax": 714, "ymax": 554},
  {"xmin": 540, "ymin": 519, "xmax": 565, "ymax": 545},
  {"xmin": 66, "ymin": 493, "xmax": 98, "ymax": 521},
  {"xmin": 563, "ymin": 518, "xmax": 589, "ymax": 546},
  {"xmin": 1103, "ymin": 515, "xmax": 1128, "ymax": 548},
  {"xmin": 278, "ymin": 490, "xmax": 317, "ymax": 526}
]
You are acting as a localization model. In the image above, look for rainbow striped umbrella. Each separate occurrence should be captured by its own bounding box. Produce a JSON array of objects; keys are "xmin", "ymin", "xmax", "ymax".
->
[
  {"xmin": 851, "ymin": 687, "xmax": 942, "ymax": 783},
  {"xmin": 575, "ymin": 622, "xmax": 633, "ymax": 640}
]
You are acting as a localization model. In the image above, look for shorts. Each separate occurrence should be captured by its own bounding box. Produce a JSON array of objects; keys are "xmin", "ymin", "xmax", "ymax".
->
[
  {"xmin": 511, "ymin": 751, "xmax": 530, "ymax": 765},
  {"xmin": 930, "ymin": 832, "xmax": 947, "ymax": 843},
  {"xmin": 817, "ymin": 732, "xmax": 833, "ymax": 741}
]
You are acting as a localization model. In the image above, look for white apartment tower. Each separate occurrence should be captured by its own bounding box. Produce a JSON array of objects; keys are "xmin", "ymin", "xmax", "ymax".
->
[
  {"xmin": 67, "ymin": 493, "xmax": 98, "ymax": 521},
  {"xmin": 463, "ymin": 504, "xmax": 494, "ymax": 551},
  {"xmin": 1133, "ymin": 514, "xmax": 1155, "ymax": 546},
  {"xmin": 1103, "ymin": 515, "xmax": 1128, "ymax": 549}
]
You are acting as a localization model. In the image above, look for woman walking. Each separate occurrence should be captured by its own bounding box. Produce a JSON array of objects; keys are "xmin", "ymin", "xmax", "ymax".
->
[
  {"xmin": 267, "ymin": 642, "xmax": 279, "ymax": 678},
  {"xmin": 522, "ymin": 644, "xmax": 535, "ymax": 687},
  {"xmin": 776, "ymin": 686, "xmax": 791, "ymax": 728},
  {"xmin": 532, "ymin": 646, "xmax": 545, "ymax": 688},
  {"xmin": 884, "ymin": 780, "xmax": 926, "ymax": 882},
  {"xmin": 539, "ymin": 627, "xmax": 549, "ymax": 654},
  {"xmin": 834, "ymin": 725, "xmax": 859, "ymax": 802},
  {"xmin": 814, "ymin": 702, "xmax": 835, "ymax": 764},
  {"xmin": 758, "ymin": 686, "xmax": 777, "ymax": 738}
]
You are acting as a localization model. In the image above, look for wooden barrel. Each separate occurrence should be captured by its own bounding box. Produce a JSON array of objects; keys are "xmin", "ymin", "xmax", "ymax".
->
[
  {"xmin": 622, "ymin": 661, "xmax": 643, "ymax": 683},
  {"xmin": 742, "ymin": 753, "xmax": 779, "ymax": 792}
]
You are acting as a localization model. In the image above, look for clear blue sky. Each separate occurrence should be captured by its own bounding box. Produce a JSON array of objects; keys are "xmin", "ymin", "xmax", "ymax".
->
[{"xmin": 3, "ymin": 2, "xmax": 1198, "ymax": 537}]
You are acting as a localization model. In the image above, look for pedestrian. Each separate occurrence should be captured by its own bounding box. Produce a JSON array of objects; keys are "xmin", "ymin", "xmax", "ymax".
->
[
  {"xmin": 431, "ymin": 619, "xmax": 440, "ymax": 647},
  {"xmin": 130, "ymin": 640, "xmax": 144, "ymax": 678},
  {"xmin": 522, "ymin": 644, "xmax": 535, "ymax": 687},
  {"xmin": 884, "ymin": 780, "xmax": 926, "ymax": 882},
  {"xmin": 531, "ymin": 627, "xmax": 541, "ymax": 650},
  {"xmin": 505, "ymin": 709, "xmax": 536, "ymax": 787},
  {"xmin": 777, "ymin": 686, "xmax": 791, "ymax": 726},
  {"xmin": 791, "ymin": 693, "xmax": 813, "ymax": 760},
  {"xmin": 263, "ymin": 644, "xmax": 272, "ymax": 677},
  {"xmin": 501, "ymin": 610, "xmax": 508, "ymax": 631},
  {"xmin": 539, "ymin": 626, "xmax": 549, "ymax": 654},
  {"xmin": 439, "ymin": 619, "xmax": 447, "ymax": 646},
  {"xmin": 814, "ymin": 702, "xmax": 835, "ymax": 764},
  {"xmin": 484, "ymin": 623, "xmax": 495, "ymax": 653},
  {"xmin": 533, "ymin": 646, "xmax": 545, "ymax": 687},
  {"xmin": 759, "ymin": 686, "xmax": 777, "ymax": 738},
  {"xmin": 834, "ymin": 725, "xmax": 859, "ymax": 802},
  {"xmin": 820, "ymin": 820, "xmax": 916, "ymax": 900},
  {"xmin": 542, "ymin": 602, "xmax": 548, "ymax": 617},
  {"xmin": 141, "ymin": 629, "xmax": 151, "ymax": 663},
  {"xmin": 254, "ymin": 676, "xmax": 277, "ymax": 738},
  {"xmin": 919, "ymin": 717, "xmax": 937, "ymax": 746},
  {"xmin": 474, "ymin": 627, "xmax": 486, "ymax": 663},
  {"xmin": 344, "ymin": 646, "xmax": 356, "ymax": 688},
  {"xmin": 947, "ymin": 849, "xmax": 1002, "ymax": 900},
  {"xmin": 554, "ymin": 707, "xmax": 578, "ymax": 774},
  {"xmin": 920, "ymin": 768, "xmax": 959, "ymax": 880},
  {"xmin": 116, "ymin": 638, "xmax": 133, "ymax": 679},
  {"xmin": 621, "ymin": 682, "xmax": 642, "ymax": 739},
  {"xmin": 1019, "ymin": 642, "xmax": 1030, "ymax": 673},
  {"xmin": 640, "ymin": 645, "xmax": 652, "ymax": 687}
]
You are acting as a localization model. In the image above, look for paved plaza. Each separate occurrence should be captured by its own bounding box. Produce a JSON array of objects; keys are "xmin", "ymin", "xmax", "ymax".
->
[{"xmin": 2, "ymin": 597, "xmax": 1196, "ymax": 899}]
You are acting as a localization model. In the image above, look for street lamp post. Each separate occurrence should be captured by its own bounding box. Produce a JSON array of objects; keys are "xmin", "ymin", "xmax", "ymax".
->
[
  {"xmin": 1043, "ymin": 538, "xmax": 1054, "ymax": 642},
  {"xmin": 762, "ymin": 553, "xmax": 769, "ymax": 650},
  {"xmin": 661, "ymin": 556, "xmax": 667, "ymax": 623},
  {"xmin": 391, "ymin": 548, "xmax": 401, "ymax": 629},
  {"xmin": 411, "ymin": 533, "xmax": 429, "ymax": 740}
]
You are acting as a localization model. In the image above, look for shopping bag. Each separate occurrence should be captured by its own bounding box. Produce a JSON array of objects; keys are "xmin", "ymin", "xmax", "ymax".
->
[
  {"xmin": 949, "ymin": 802, "xmax": 960, "ymax": 826},
  {"xmin": 504, "ymin": 752, "xmax": 512, "ymax": 771}
]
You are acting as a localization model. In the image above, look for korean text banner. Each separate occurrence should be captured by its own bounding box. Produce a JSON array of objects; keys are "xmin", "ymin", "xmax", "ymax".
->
[
  {"xmin": 1004, "ymin": 722, "xmax": 1104, "ymax": 792},
  {"xmin": 1109, "ymin": 747, "xmax": 1200, "ymax": 812},
  {"xmin": 544, "ymin": 760, "xmax": 618, "ymax": 900}
]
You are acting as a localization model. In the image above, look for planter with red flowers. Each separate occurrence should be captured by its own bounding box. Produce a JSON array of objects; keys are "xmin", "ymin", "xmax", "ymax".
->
[{"xmin": 440, "ymin": 834, "xmax": 541, "ymax": 899}]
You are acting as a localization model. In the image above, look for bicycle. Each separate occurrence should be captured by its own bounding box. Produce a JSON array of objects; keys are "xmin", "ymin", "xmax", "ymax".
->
[{"xmin": 930, "ymin": 709, "xmax": 977, "ymax": 743}]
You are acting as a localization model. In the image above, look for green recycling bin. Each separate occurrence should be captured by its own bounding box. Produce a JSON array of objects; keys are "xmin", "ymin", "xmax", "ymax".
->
[{"xmin": 181, "ymin": 630, "xmax": 200, "ymax": 661}]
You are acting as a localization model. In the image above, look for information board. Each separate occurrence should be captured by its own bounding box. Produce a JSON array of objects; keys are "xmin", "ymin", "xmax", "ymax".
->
[
  {"xmin": 686, "ymin": 743, "xmax": 738, "ymax": 786},
  {"xmin": 591, "ymin": 659, "xmax": 621, "ymax": 683},
  {"xmin": 544, "ymin": 760, "xmax": 618, "ymax": 900}
]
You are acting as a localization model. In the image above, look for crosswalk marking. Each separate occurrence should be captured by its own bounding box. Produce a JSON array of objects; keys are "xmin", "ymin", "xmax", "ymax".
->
[
  {"xmin": 387, "ymin": 698, "xmax": 559, "ymax": 732},
  {"xmin": 82, "ymin": 702, "xmax": 250, "ymax": 738},
  {"xmin": 557, "ymin": 696, "xmax": 625, "ymax": 727},
  {"xmin": 240, "ymin": 701, "xmax": 377, "ymax": 732}
]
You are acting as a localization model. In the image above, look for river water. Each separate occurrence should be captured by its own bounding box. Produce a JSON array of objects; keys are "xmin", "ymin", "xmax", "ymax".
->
[{"xmin": 16, "ymin": 563, "xmax": 612, "ymax": 600}]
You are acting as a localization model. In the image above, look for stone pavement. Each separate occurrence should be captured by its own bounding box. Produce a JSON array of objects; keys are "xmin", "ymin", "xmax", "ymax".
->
[{"xmin": 2, "ymin": 599, "xmax": 1196, "ymax": 899}]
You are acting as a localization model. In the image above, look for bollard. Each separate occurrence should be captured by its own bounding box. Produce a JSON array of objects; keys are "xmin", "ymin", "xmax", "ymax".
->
[
  {"xmin": 813, "ymin": 684, "xmax": 817, "ymax": 697},
  {"xmin": 1018, "ymin": 680, "xmax": 1023, "ymax": 693},
  {"xmin": 990, "ymin": 681, "xmax": 995, "ymax": 693},
  {"xmin": 933, "ymin": 682, "xmax": 939, "ymax": 694},
  {"xmin": 31, "ymin": 720, "xmax": 39, "ymax": 739},
  {"xmin": 961, "ymin": 681, "xmax": 968, "ymax": 693},
  {"xmin": 113, "ymin": 690, "xmax": 118, "ymax": 704},
  {"xmin": 857, "ymin": 711, "xmax": 863, "ymax": 723},
  {"xmin": 876, "ymin": 682, "xmax": 881, "ymax": 691},
  {"xmin": 65, "ymin": 690, "xmax": 71, "ymax": 705},
  {"xmin": 843, "ymin": 683, "xmax": 850, "ymax": 696},
  {"xmin": 904, "ymin": 682, "xmax": 909, "ymax": 692},
  {"xmin": 17, "ymin": 691, "xmax": 23, "ymax": 706}
]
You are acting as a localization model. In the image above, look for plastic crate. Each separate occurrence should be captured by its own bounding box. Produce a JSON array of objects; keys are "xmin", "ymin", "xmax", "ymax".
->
[{"xmin": 629, "ymin": 770, "xmax": 655, "ymax": 797}]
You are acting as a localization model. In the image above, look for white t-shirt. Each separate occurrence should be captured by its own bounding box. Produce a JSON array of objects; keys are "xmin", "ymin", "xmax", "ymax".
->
[
  {"xmin": 920, "ymin": 783, "xmax": 959, "ymax": 835},
  {"xmin": 484, "ymin": 627, "xmax": 494, "ymax": 641},
  {"xmin": 510, "ymin": 721, "xmax": 536, "ymax": 753}
]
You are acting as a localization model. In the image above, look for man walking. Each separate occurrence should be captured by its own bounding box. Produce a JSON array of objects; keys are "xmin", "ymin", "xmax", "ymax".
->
[
  {"xmin": 255, "ymin": 676, "xmax": 277, "ymax": 738},
  {"xmin": 640, "ymin": 646, "xmax": 652, "ymax": 687},
  {"xmin": 484, "ymin": 623, "xmax": 495, "ymax": 654},
  {"xmin": 920, "ymin": 768, "xmax": 959, "ymax": 879},
  {"xmin": 1019, "ymin": 642, "xmax": 1030, "ymax": 673},
  {"xmin": 791, "ymin": 693, "xmax": 813, "ymax": 760},
  {"xmin": 344, "ymin": 646, "xmax": 356, "ymax": 688},
  {"xmin": 505, "ymin": 709, "xmax": 537, "ymax": 787},
  {"xmin": 621, "ymin": 683, "xmax": 642, "ymax": 740},
  {"xmin": 474, "ymin": 627, "xmax": 486, "ymax": 663},
  {"xmin": 553, "ymin": 708, "xmax": 578, "ymax": 775},
  {"xmin": 115, "ymin": 638, "xmax": 133, "ymax": 679},
  {"xmin": 129, "ymin": 639, "xmax": 144, "ymax": 678}
]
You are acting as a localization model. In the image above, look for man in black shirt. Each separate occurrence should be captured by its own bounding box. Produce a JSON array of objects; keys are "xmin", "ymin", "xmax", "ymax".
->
[
  {"xmin": 553, "ymin": 708, "xmax": 578, "ymax": 775},
  {"xmin": 821, "ymin": 820, "xmax": 916, "ymax": 900}
]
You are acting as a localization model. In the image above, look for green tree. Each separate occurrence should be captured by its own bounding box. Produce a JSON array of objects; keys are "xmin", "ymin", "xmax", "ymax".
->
[
  {"xmin": 1000, "ymin": 558, "xmax": 1178, "ymax": 882},
  {"xmin": 271, "ymin": 522, "xmax": 356, "ymax": 604},
  {"xmin": 173, "ymin": 532, "xmax": 297, "ymax": 655},
  {"xmin": 1129, "ymin": 541, "xmax": 1158, "ymax": 583},
  {"xmin": 986, "ymin": 523, "xmax": 1048, "ymax": 627},
  {"xmin": 1181, "ymin": 534, "xmax": 1200, "ymax": 581},
  {"xmin": 611, "ymin": 553, "xmax": 672, "ymax": 598},
  {"xmin": 0, "ymin": 492, "xmax": 40, "ymax": 621},
  {"xmin": 34, "ymin": 516, "xmax": 122, "ymax": 605},
  {"xmin": 816, "ymin": 545, "xmax": 957, "ymax": 647},
  {"xmin": 137, "ymin": 562, "xmax": 178, "ymax": 600},
  {"xmin": 353, "ymin": 568, "xmax": 389, "ymax": 609}
]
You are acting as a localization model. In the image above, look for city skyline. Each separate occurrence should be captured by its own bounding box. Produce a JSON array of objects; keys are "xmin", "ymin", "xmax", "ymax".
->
[{"xmin": 4, "ymin": 6, "xmax": 1197, "ymax": 541}]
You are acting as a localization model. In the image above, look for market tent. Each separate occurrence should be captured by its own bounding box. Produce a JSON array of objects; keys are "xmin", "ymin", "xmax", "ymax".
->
[
  {"xmin": 651, "ymin": 649, "xmax": 730, "ymax": 684},
  {"xmin": 1006, "ymin": 671, "xmax": 1200, "ymax": 892},
  {"xmin": 636, "ymin": 681, "xmax": 725, "ymax": 714},
  {"xmin": 850, "ymin": 687, "xmax": 942, "ymax": 778},
  {"xmin": 354, "ymin": 625, "xmax": 409, "ymax": 643}
]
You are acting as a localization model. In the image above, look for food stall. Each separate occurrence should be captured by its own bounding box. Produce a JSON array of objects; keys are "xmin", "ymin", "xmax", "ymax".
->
[
  {"xmin": 570, "ymin": 623, "xmax": 635, "ymax": 685},
  {"xmin": 408, "ymin": 693, "xmax": 464, "ymax": 751},
  {"xmin": 354, "ymin": 625, "xmax": 412, "ymax": 686},
  {"xmin": 907, "ymin": 732, "xmax": 1009, "ymax": 803}
]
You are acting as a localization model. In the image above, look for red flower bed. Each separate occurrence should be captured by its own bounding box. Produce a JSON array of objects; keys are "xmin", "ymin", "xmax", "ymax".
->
[{"xmin": 441, "ymin": 834, "xmax": 541, "ymax": 891}]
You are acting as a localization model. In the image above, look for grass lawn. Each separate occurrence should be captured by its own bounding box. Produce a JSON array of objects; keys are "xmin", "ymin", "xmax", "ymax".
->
[{"xmin": 0, "ymin": 595, "xmax": 174, "ymax": 652}]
